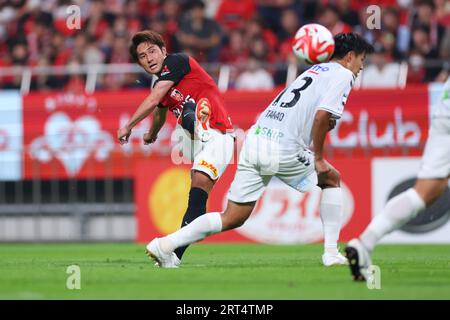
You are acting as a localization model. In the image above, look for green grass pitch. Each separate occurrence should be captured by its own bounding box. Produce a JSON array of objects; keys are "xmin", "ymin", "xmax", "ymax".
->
[{"xmin": 0, "ymin": 243, "xmax": 449, "ymax": 299}]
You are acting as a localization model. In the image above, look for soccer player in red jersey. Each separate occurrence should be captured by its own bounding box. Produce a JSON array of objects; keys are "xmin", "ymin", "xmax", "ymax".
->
[{"xmin": 117, "ymin": 30, "xmax": 234, "ymax": 267}]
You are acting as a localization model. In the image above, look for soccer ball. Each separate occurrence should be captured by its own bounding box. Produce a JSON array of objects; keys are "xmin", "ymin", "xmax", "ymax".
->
[{"xmin": 292, "ymin": 23, "xmax": 335, "ymax": 64}]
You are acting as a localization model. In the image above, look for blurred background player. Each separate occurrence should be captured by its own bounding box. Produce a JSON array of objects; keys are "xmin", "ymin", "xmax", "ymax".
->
[
  {"xmin": 346, "ymin": 76, "xmax": 450, "ymax": 281},
  {"xmin": 146, "ymin": 33, "xmax": 374, "ymax": 268},
  {"xmin": 117, "ymin": 30, "xmax": 234, "ymax": 266}
]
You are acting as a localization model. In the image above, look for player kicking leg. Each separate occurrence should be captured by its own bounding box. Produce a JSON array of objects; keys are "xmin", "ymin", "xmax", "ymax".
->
[
  {"xmin": 146, "ymin": 119, "xmax": 345, "ymax": 268},
  {"xmin": 346, "ymin": 78, "xmax": 450, "ymax": 281},
  {"xmin": 146, "ymin": 32, "xmax": 374, "ymax": 268},
  {"xmin": 145, "ymin": 101, "xmax": 234, "ymax": 268},
  {"xmin": 117, "ymin": 30, "xmax": 236, "ymax": 268}
]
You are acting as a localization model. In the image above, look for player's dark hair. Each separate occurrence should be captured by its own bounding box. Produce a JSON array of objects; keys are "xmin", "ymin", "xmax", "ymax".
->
[
  {"xmin": 416, "ymin": 0, "xmax": 435, "ymax": 10},
  {"xmin": 322, "ymin": 4, "xmax": 340, "ymax": 16},
  {"xmin": 189, "ymin": 0, "xmax": 205, "ymax": 10},
  {"xmin": 129, "ymin": 30, "xmax": 166, "ymax": 62},
  {"xmin": 384, "ymin": 6, "xmax": 399, "ymax": 18},
  {"xmin": 331, "ymin": 33, "xmax": 374, "ymax": 60}
]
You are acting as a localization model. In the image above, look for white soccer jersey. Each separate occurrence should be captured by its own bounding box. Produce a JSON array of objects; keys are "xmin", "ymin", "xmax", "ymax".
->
[
  {"xmin": 418, "ymin": 76, "xmax": 450, "ymax": 179},
  {"xmin": 254, "ymin": 62, "xmax": 355, "ymax": 153},
  {"xmin": 434, "ymin": 77, "xmax": 450, "ymax": 118}
]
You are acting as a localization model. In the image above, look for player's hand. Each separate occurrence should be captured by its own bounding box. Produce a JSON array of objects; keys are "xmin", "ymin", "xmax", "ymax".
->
[
  {"xmin": 315, "ymin": 158, "xmax": 331, "ymax": 177},
  {"xmin": 117, "ymin": 127, "xmax": 131, "ymax": 145},
  {"xmin": 143, "ymin": 129, "xmax": 158, "ymax": 145},
  {"xmin": 328, "ymin": 119, "xmax": 337, "ymax": 131}
]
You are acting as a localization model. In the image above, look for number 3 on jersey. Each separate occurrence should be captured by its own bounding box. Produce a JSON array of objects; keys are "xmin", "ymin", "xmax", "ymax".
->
[{"xmin": 272, "ymin": 77, "xmax": 313, "ymax": 108}]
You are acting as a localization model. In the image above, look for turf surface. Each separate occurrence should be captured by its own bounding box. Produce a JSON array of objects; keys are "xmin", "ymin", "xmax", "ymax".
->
[{"xmin": 0, "ymin": 243, "xmax": 449, "ymax": 299}]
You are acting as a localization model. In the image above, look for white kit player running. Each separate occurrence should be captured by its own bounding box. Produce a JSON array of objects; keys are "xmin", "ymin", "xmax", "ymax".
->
[
  {"xmin": 346, "ymin": 76, "xmax": 450, "ymax": 281},
  {"xmin": 146, "ymin": 33, "xmax": 374, "ymax": 268}
]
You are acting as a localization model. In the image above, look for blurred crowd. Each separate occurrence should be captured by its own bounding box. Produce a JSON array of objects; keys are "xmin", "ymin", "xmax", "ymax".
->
[{"xmin": 0, "ymin": 0, "xmax": 450, "ymax": 91}]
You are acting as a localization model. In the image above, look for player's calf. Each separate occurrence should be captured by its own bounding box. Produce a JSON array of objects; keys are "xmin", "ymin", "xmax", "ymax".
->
[
  {"xmin": 414, "ymin": 178, "xmax": 449, "ymax": 206},
  {"xmin": 174, "ymin": 185, "xmax": 210, "ymax": 260},
  {"xmin": 220, "ymin": 201, "xmax": 255, "ymax": 231},
  {"xmin": 316, "ymin": 161, "xmax": 346, "ymax": 265}
]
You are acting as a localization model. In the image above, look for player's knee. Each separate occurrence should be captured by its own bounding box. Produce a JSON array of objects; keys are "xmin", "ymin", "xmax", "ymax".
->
[
  {"xmin": 181, "ymin": 101, "xmax": 196, "ymax": 135},
  {"xmin": 328, "ymin": 168, "xmax": 340, "ymax": 186},
  {"xmin": 333, "ymin": 169, "xmax": 341, "ymax": 185},
  {"xmin": 415, "ymin": 179, "xmax": 448, "ymax": 206},
  {"xmin": 191, "ymin": 170, "xmax": 214, "ymax": 193},
  {"xmin": 318, "ymin": 169, "xmax": 340, "ymax": 189}
]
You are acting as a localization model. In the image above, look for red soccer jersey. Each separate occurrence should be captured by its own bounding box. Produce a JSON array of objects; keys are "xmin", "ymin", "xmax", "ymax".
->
[{"xmin": 155, "ymin": 53, "xmax": 233, "ymax": 133}]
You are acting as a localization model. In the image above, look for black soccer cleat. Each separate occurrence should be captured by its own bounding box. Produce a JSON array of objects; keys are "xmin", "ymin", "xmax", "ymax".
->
[
  {"xmin": 345, "ymin": 239, "xmax": 372, "ymax": 282},
  {"xmin": 345, "ymin": 246, "xmax": 366, "ymax": 281}
]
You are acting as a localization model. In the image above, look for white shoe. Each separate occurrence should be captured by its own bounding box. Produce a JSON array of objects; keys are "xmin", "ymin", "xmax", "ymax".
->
[
  {"xmin": 145, "ymin": 238, "xmax": 179, "ymax": 268},
  {"xmin": 345, "ymin": 238, "xmax": 372, "ymax": 281},
  {"xmin": 154, "ymin": 254, "xmax": 181, "ymax": 268},
  {"xmin": 171, "ymin": 253, "xmax": 181, "ymax": 267},
  {"xmin": 322, "ymin": 251, "xmax": 349, "ymax": 267},
  {"xmin": 195, "ymin": 98, "xmax": 212, "ymax": 142}
]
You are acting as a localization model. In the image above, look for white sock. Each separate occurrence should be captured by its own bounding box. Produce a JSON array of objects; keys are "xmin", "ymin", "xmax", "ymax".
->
[
  {"xmin": 159, "ymin": 212, "xmax": 222, "ymax": 253},
  {"xmin": 320, "ymin": 188, "xmax": 343, "ymax": 255},
  {"xmin": 360, "ymin": 188, "xmax": 425, "ymax": 253}
]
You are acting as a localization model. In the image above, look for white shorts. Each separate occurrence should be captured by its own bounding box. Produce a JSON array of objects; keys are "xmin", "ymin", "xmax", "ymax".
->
[
  {"xmin": 228, "ymin": 134, "xmax": 318, "ymax": 203},
  {"xmin": 174, "ymin": 125, "xmax": 235, "ymax": 180},
  {"xmin": 417, "ymin": 117, "xmax": 450, "ymax": 179}
]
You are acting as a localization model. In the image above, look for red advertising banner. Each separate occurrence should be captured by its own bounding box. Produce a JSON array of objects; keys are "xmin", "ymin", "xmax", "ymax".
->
[
  {"xmin": 23, "ymin": 91, "xmax": 177, "ymax": 179},
  {"xmin": 135, "ymin": 158, "xmax": 372, "ymax": 244},
  {"xmin": 23, "ymin": 87, "xmax": 429, "ymax": 179},
  {"xmin": 328, "ymin": 87, "xmax": 428, "ymax": 157}
]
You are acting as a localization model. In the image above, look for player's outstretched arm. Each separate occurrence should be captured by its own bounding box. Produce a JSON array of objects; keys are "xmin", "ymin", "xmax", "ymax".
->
[
  {"xmin": 117, "ymin": 80, "xmax": 173, "ymax": 144},
  {"xmin": 143, "ymin": 107, "xmax": 168, "ymax": 145}
]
